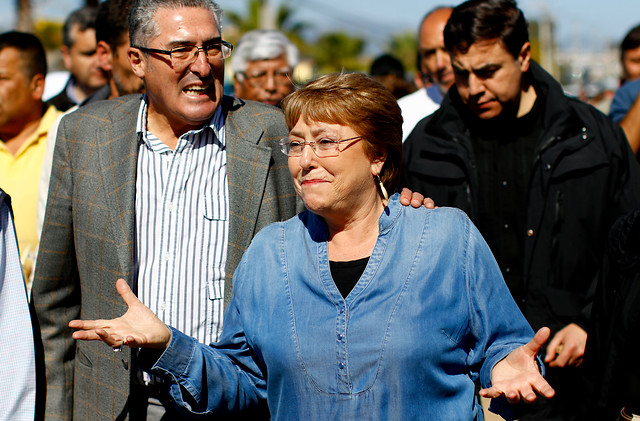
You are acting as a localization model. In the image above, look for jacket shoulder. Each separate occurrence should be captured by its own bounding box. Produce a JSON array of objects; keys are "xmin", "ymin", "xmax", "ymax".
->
[{"xmin": 60, "ymin": 94, "xmax": 142, "ymax": 127}]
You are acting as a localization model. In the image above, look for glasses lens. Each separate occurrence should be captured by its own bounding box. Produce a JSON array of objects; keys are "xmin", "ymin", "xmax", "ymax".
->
[
  {"xmin": 246, "ymin": 69, "xmax": 292, "ymax": 87},
  {"xmin": 170, "ymin": 43, "xmax": 232, "ymax": 67},
  {"xmin": 170, "ymin": 46, "xmax": 194, "ymax": 62}
]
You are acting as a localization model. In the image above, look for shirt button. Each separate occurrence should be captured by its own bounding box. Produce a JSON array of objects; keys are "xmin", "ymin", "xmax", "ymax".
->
[
  {"xmin": 163, "ymin": 252, "xmax": 171, "ymax": 261},
  {"xmin": 340, "ymin": 307, "xmax": 345, "ymax": 314},
  {"xmin": 338, "ymin": 362, "xmax": 345, "ymax": 370},
  {"xmin": 337, "ymin": 334, "xmax": 343, "ymax": 341},
  {"xmin": 168, "ymin": 202, "xmax": 176, "ymax": 212},
  {"xmin": 504, "ymin": 223, "xmax": 509, "ymax": 229},
  {"xmin": 501, "ymin": 180, "xmax": 508, "ymax": 188},
  {"xmin": 527, "ymin": 229, "xmax": 534, "ymax": 237}
]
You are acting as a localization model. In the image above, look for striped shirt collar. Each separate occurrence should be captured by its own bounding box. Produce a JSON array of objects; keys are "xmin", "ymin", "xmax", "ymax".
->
[{"xmin": 135, "ymin": 94, "xmax": 225, "ymax": 149}]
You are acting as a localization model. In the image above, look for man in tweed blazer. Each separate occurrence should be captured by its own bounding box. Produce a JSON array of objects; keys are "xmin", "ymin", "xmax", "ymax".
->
[{"xmin": 31, "ymin": 0, "xmax": 299, "ymax": 418}]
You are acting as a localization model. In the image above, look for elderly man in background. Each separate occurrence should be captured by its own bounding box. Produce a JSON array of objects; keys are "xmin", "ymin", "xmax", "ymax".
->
[
  {"xmin": 231, "ymin": 29, "xmax": 298, "ymax": 107},
  {"xmin": 398, "ymin": 6, "xmax": 453, "ymax": 141}
]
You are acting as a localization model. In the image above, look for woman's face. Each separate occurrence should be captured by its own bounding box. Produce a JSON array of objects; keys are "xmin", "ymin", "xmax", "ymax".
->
[{"xmin": 288, "ymin": 118, "xmax": 384, "ymax": 220}]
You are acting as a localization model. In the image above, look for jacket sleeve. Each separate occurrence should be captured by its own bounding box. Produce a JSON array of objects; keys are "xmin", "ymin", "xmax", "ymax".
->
[{"xmin": 31, "ymin": 114, "xmax": 80, "ymax": 421}]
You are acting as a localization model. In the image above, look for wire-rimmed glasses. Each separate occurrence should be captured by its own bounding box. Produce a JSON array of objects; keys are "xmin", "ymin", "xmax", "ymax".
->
[
  {"xmin": 279, "ymin": 136, "xmax": 363, "ymax": 157},
  {"xmin": 133, "ymin": 40, "xmax": 233, "ymax": 70}
]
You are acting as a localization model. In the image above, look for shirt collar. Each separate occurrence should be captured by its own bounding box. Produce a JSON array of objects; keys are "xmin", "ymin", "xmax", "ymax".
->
[
  {"xmin": 0, "ymin": 105, "xmax": 61, "ymax": 156},
  {"xmin": 136, "ymin": 94, "xmax": 225, "ymax": 149}
]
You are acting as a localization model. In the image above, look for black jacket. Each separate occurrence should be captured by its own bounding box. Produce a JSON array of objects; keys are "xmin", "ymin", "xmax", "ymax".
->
[
  {"xmin": 585, "ymin": 207, "xmax": 640, "ymax": 419},
  {"xmin": 402, "ymin": 61, "xmax": 640, "ymax": 334}
]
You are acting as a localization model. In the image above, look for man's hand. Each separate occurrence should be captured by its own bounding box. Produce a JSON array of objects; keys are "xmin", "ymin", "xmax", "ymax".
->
[
  {"xmin": 480, "ymin": 327, "xmax": 555, "ymax": 404},
  {"xmin": 544, "ymin": 323, "xmax": 587, "ymax": 367},
  {"xmin": 399, "ymin": 187, "xmax": 435, "ymax": 208}
]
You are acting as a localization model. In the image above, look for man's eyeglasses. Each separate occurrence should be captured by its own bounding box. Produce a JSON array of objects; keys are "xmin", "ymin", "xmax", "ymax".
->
[
  {"xmin": 279, "ymin": 136, "xmax": 362, "ymax": 157},
  {"xmin": 238, "ymin": 69, "xmax": 293, "ymax": 88},
  {"xmin": 132, "ymin": 41, "xmax": 233, "ymax": 69}
]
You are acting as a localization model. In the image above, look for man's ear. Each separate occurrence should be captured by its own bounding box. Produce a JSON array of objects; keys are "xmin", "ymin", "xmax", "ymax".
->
[
  {"xmin": 30, "ymin": 73, "xmax": 45, "ymax": 101},
  {"xmin": 518, "ymin": 42, "xmax": 531, "ymax": 73},
  {"xmin": 233, "ymin": 75, "xmax": 244, "ymax": 98},
  {"xmin": 128, "ymin": 47, "xmax": 146, "ymax": 78},
  {"xmin": 61, "ymin": 45, "xmax": 72, "ymax": 71},
  {"xmin": 96, "ymin": 40, "xmax": 113, "ymax": 72}
]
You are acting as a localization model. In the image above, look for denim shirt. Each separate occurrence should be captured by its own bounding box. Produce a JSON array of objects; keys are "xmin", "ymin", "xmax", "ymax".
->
[{"xmin": 151, "ymin": 194, "xmax": 535, "ymax": 420}]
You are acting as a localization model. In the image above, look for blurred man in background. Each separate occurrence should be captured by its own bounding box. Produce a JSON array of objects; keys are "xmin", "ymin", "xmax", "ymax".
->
[
  {"xmin": 398, "ymin": 6, "xmax": 453, "ymax": 141},
  {"xmin": 46, "ymin": 6, "xmax": 107, "ymax": 111},
  {"xmin": 0, "ymin": 31, "xmax": 61, "ymax": 284},
  {"xmin": 231, "ymin": 29, "xmax": 298, "ymax": 107}
]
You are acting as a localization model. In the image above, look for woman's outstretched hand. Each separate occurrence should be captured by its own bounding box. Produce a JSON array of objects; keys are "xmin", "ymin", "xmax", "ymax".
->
[
  {"xmin": 480, "ymin": 327, "xmax": 556, "ymax": 404},
  {"xmin": 69, "ymin": 278, "xmax": 172, "ymax": 350}
]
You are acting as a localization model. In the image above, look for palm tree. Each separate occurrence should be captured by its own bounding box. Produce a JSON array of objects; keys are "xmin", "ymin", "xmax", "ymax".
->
[{"xmin": 226, "ymin": 0, "xmax": 310, "ymax": 44}]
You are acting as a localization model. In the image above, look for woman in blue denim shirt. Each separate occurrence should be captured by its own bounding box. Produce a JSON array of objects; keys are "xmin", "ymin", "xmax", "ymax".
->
[{"xmin": 71, "ymin": 72, "xmax": 554, "ymax": 420}]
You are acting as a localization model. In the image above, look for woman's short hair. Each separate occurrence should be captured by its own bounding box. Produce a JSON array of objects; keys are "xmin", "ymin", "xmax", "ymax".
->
[
  {"xmin": 444, "ymin": 0, "xmax": 529, "ymax": 58},
  {"xmin": 282, "ymin": 72, "xmax": 403, "ymax": 193}
]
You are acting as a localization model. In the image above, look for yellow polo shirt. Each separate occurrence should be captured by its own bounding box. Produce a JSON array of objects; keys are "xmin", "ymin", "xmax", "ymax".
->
[{"xmin": 0, "ymin": 106, "xmax": 61, "ymax": 280}]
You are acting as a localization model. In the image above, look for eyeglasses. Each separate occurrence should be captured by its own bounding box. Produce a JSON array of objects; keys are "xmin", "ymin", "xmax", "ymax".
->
[
  {"xmin": 238, "ymin": 69, "xmax": 293, "ymax": 87},
  {"xmin": 279, "ymin": 136, "xmax": 362, "ymax": 157},
  {"xmin": 132, "ymin": 40, "xmax": 233, "ymax": 69}
]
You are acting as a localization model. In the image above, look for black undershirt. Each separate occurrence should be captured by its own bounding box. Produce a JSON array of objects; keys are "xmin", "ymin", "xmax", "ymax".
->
[{"xmin": 329, "ymin": 257, "xmax": 370, "ymax": 298}]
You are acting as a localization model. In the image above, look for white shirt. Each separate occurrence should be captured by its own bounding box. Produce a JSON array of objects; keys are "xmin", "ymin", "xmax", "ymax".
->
[
  {"xmin": 0, "ymin": 191, "xmax": 36, "ymax": 421},
  {"xmin": 135, "ymin": 98, "xmax": 228, "ymax": 346},
  {"xmin": 397, "ymin": 86, "xmax": 441, "ymax": 142}
]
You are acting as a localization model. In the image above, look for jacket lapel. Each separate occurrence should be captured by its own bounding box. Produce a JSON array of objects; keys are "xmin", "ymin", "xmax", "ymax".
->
[
  {"xmin": 223, "ymin": 97, "xmax": 273, "ymax": 280},
  {"xmin": 97, "ymin": 97, "xmax": 140, "ymax": 282}
]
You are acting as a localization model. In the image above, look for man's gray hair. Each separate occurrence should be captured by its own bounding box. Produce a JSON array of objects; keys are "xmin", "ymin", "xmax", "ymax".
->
[
  {"xmin": 129, "ymin": 0, "xmax": 223, "ymax": 46},
  {"xmin": 231, "ymin": 29, "xmax": 299, "ymax": 77}
]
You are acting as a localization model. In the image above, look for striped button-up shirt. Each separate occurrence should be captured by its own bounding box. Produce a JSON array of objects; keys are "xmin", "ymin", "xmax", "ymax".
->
[{"xmin": 135, "ymin": 98, "xmax": 228, "ymax": 346}]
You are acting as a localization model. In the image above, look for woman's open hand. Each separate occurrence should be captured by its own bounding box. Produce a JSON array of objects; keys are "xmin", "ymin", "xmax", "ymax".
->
[
  {"xmin": 69, "ymin": 278, "xmax": 172, "ymax": 350},
  {"xmin": 480, "ymin": 327, "xmax": 556, "ymax": 404}
]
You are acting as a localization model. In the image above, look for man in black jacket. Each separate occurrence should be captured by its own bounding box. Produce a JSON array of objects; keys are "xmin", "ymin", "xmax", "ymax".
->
[{"xmin": 401, "ymin": 0, "xmax": 640, "ymax": 419}]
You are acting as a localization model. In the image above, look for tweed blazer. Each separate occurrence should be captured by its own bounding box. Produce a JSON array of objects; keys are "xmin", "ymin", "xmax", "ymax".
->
[{"xmin": 32, "ymin": 94, "xmax": 299, "ymax": 420}]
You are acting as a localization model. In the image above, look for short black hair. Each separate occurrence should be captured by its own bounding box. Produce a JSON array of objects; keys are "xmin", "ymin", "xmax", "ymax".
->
[
  {"xmin": 63, "ymin": 6, "xmax": 99, "ymax": 47},
  {"xmin": 444, "ymin": 0, "xmax": 529, "ymax": 58},
  {"xmin": 0, "ymin": 31, "xmax": 47, "ymax": 78},
  {"xmin": 96, "ymin": 0, "xmax": 133, "ymax": 50},
  {"xmin": 370, "ymin": 54, "xmax": 405, "ymax": 79},
  {"xmin": 621, "ymin": 24, "xmax": 640, "ymax": 56}
]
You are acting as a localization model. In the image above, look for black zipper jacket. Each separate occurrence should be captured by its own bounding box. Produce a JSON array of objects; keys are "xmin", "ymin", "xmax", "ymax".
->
[{"xmin": 402, "ymin": 61, "xmax": 640, "ymax": 334}]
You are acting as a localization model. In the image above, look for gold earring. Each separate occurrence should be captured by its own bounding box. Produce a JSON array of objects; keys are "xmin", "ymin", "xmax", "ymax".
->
[{"xmin": 375, "ymin": 174, "xmax": 388, "ymax": 201}]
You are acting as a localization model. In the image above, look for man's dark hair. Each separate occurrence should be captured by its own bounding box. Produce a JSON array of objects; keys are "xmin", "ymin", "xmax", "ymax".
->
[
  {"xmin": 0, "ymin": 31, "xmax": 47, "ymax": 78},
  {"xmin": 443, "ymin": 0, "xmax": 529, "ymax": 58},
  {"xmin": 96, "ymin": 0, "xmax": 133, "ymax": 50},
  {"xmin": 63, "ymin": 6, "xmax": 99, "ymax": 47},
  {"xmin": 621, "ymin": 24, "xmax": 640, "ymax": 56},
  {"xmin": 370, "ymin": 54, "xmax": 405, "ymax": 79}
]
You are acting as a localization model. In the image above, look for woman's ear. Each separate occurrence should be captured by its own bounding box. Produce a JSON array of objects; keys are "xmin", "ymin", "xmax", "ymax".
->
[{"xmin": 370, "ymin": 157, "xmax": 385, "ymax": 177}]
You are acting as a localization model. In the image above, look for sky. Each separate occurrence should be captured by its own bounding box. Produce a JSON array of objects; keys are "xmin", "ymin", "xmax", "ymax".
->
[{"xmin": 2, "ymin": 0, "xmax": 639, "ymax": 54}]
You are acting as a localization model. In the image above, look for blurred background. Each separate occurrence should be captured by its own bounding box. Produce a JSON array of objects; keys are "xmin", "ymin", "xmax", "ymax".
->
[{"xmin": 3, "ymin": 0, "xmax": 637, "ymax": 109}]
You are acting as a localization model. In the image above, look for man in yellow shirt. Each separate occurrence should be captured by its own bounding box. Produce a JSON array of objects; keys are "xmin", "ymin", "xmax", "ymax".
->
[{"xmin": 0, "ymin": 31, "xmax": 61, "ymax": 284}]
